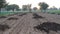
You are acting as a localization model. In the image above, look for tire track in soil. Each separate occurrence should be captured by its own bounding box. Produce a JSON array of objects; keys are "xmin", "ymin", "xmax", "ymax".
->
[
  {"xmin": 0, "ymin": 13, "xmax": 23, "ymax": 25},
  {"xmin": 0, "ymin": 15, "xmax": 20, "ymax": 34},
  {"xmin": 17, "ymin": 13, "xmax": 32, "ymax": 34},
  {"xmin": 5, "ymin": 14, "xmax": 28, "ymax": 34},
  {"xmin": 18, "ymin": 13, "xmax": 47, "ymax": 34},
  {"xmin": 0, "ymin": 13, "xmax": 26, "ymax": 24},
  {"xmin": 0, "ymin": 14, "xmax": 19, "ymax": 24},
  {"xmin": 2, "ymin": 14, "xmax": 27, "ymax": 34},
  {"xmin": 0, "ymin": 15, "xmax": 19, "ymax": 26}
]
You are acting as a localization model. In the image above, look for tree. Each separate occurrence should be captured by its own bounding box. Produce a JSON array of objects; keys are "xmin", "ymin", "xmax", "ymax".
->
[
  {"xmin": 22, "ymin": 5, "xmax": 27, "ymax": 11},
  {"xmin": 0, "ymin": 0, "xmax": 7, "ymax": 11},
  {"xmin": 49, "ymin": 6, "xmax": 58, "ymax": 10},
  {"xmin": 27, "ymin": 4, "xmax": 32, "ymax": 12},
  {"xmin": 52, "ymin": 6, "xmax": 58, "ymax": 10},
  {"xmin": 22, "ymin": 4, "xmax": 32, "ymax": 11},
  {"xmin": 5, "ymin": 4, "xmax": 19, "ymax": 11},
  {"xmin": 59, "ymin": 8, "xmax": 60, "ymax": 10},
  {"xmin": 38, "ymin": 2, "xmax": 49, "ymax": 12},
  {"xmin": 33, "ymin": 7, "xmax": 38, "ymax": 10},
  {"xmin": 16, "ymin": 8, "xmax": 21, "ymax": 11}
]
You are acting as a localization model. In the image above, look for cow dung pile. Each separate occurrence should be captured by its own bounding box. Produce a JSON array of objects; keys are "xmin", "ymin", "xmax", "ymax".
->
[
  {"xmin": 34, "ymin": 22, "xmax": 60, "ymax": 34},
  {"xmin": 0, "ymin": 16, "xmax": 7, "ymax": 18},
  {"xmin": 7, "ymin": 17, "xmax": 18, "ymax": 20},
  {"xmin": 0, "ymin": 24, "xmax": 10, "ymax": 31},
  {"xmin": 33, "ymin": 13, "xmax": 44, "ymax": 19}
]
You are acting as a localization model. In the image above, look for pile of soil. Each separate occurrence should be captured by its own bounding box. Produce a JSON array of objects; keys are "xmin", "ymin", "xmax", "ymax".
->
[
  {"xmin": 34, "ymin": 22, "xmax": 60, "ymax": 34},
  {"xmin": 7, "ymin": 17, "xmax": 18, "ymax": 20},
  {"xmin": 0, "ymin": 24, "xmax": 10, "ymax": 31},
  {"xmin": 18, "ymin": 13, "xmax": 27, "ymax": 16},
  {"xmin": 0, "ymin": 16, "xmax": 7, "ymax": 18},
  {"xmin": 33, "ymin": 13, "xmax": 44, "ymax": 19}
]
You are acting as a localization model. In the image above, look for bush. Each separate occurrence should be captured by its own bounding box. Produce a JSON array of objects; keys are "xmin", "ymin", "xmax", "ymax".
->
[{"xmin": 50, "ymin": 12, "xmax": 55, "ymax": 14}]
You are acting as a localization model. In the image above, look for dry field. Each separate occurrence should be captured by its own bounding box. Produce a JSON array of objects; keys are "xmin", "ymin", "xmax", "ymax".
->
[{"xmin": 0, "ymin": 12, "xmax": 60, "ymax": 34}]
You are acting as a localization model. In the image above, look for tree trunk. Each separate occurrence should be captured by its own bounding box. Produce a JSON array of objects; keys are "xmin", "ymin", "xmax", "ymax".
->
[{"xmin": 0, "ymin": 8, "xmax": 1, "ymax": 13}]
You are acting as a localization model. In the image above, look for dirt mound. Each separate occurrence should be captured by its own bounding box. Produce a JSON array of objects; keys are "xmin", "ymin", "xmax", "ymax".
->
[
  {"xmin": 7, "ymin": 17, "xmax": 18, "ymax": 20},
  {"xmin": 0, "ymin": 24, "xmax": 10, "ymax": 31},
  {"xmin": 0, "ymin": 16, "xmax": 7, "ymax": 18},
  {"xmin": 33, "ymin": 13, "xmax": 44, "ymax": 19},
  {"xmin": 18, "ymin": 13, "xmax": 27, "ymax": 16},
  {"xmin": 57, "ymin": 13, "xmax": 60, "ymax": 15},
  {"xmin": 34, "ymin": 22, "xmax": 60, "ymax": 34}
]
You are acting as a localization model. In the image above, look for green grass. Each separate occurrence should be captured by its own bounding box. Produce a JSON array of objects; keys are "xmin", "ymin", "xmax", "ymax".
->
[
  {"xmin": 0, "ymin": 11, "xmax": 19, "ymax": 16},
  {"xmin": 0, "ymin": 11, "xmax": 30, "ymax": 16},
  {"xmin": 0, "ymin": 10, "xmax": 60, "ymax": 16},
  {"xmin": 46, "ymin": 10, "xmax": 60, "ymax": 14}
]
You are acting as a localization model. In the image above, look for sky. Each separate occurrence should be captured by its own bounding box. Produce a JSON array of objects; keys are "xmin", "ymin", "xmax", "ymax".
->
[{"xmin": 6, "ymin": 0, "xmax": 60, "ymax": 8}]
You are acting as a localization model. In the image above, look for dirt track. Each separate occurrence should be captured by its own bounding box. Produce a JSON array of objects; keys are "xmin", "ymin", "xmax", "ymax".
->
[{"xmin": 0, "ymin": 12, "xmax": 60, "ymax": 34}]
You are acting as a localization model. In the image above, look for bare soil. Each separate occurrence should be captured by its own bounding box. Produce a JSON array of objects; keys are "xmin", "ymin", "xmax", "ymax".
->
[{"xmin": 0, "ymin": 12, "xmax": 60, "ymax": 34}]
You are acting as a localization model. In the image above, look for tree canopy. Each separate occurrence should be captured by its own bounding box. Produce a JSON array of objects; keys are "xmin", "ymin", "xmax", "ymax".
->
[
  {"xmin": 5, "ymin": 4, "xmax": 19, "ymax": 11},
  {"xmin": 38, "ymin": 2, "xmax": 49, "ymax": 10},
  {"xmin": 0, "ymin": 0, "xmax": 7, "ymax": 11},
  {"xmin": 0, "ymin": 0, "xmax": 7, "ymax": 8},
  {"xmin": 33, "ymin": 7, "xmax": 38, "ymax": 10}
]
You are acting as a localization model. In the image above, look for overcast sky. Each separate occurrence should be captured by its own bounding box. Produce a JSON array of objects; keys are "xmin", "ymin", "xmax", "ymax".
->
[{"xmin": 6, "ymin": 0, "xmax": 60, "ymax": 8}]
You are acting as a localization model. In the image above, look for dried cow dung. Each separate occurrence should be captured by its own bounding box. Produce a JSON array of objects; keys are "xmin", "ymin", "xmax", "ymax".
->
[
  {"xmin": 0, "ymin": 24, "xmax": 10, "ymax": 31},
  {"xmin": 7, "ymin": 17, "xmax": 18, "ymax": 20},
  {"xmin": 0, "ymin": 16, "xmax": 7, "ymax": 18},
  {"xmin": 34, "ymin": 22, "xmax": 60, "ymax": 34},
  {"xmin": 33, "ymin": 13, "xmax": 44, "ymax": 19}
]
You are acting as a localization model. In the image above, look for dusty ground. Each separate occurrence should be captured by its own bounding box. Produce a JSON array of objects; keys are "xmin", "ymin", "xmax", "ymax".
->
[{"xmin": 0, "ymin": 12, "xmax": 60, "ymax": 34}]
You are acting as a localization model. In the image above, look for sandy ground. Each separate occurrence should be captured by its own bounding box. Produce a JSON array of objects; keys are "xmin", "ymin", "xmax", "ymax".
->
[{"xmin": 0, "ymin": 12, "xmax": 60, "ymax": 34}]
